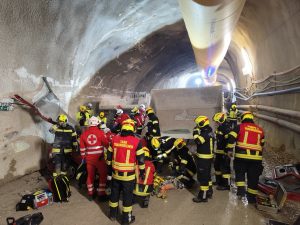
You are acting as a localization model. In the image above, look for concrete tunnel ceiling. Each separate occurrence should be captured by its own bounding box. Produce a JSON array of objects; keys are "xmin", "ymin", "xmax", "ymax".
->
[{"xmin": 1, "ymin": 0, "xmax": 300, "ymax": 183}]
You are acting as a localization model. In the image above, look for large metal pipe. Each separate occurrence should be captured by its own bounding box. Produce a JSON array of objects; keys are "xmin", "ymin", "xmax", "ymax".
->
[
  {"xmin": 253, "ymin": 112, "xmax": 300, "ymax": 134},
  {"xmin": 178, "ymin": 0, "xmax": 246, "ymax": 84},
  {"xmin": 238, "ymin": 105, "xmax": 300, "ymax": 119}
]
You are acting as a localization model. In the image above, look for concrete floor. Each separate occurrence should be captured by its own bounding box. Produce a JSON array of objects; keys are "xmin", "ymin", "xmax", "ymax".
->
[{"xmin": 0, "ymin": 172, "xmax": 297, "ymax": 225}]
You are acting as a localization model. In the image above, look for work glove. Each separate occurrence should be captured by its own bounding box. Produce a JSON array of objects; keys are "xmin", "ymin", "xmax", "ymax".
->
[{"xmin": 139, "ymin": 169, "xmax": 145, "ymax": 181}]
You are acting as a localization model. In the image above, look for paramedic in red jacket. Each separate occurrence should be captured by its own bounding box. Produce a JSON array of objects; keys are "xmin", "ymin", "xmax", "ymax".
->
[{"xmin": 80, "ymin": 116, "xmax": 109, "ymax": 201}]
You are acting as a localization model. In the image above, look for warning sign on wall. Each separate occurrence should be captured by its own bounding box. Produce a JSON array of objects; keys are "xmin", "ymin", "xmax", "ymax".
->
[{"xmin": 0, "ymin": 99, "xmax": 14, "ymax": 111}]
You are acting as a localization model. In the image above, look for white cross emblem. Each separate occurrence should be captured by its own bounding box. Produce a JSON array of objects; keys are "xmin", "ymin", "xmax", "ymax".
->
[{"xmin": 87, "ymin": 134, "xmax": 97, "ymax": 145}]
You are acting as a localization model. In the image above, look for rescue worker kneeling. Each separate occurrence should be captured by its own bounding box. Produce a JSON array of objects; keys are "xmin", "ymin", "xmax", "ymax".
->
[
  {"xmin": 133, "ymin": 147, "xmax": 156, "ymax": 208},
  {"xmin": 107, "ymin": 119, "xmax": 145, "ymax": 225},
  {"xmin": 172, "ymin": 138, "xmax": 196, "ymax": 189},
  {"xmin": 80, "ymin": 116, "xmax": 109, "ymax": 201}
]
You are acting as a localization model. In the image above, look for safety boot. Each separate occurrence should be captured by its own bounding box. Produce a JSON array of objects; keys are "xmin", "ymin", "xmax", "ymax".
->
[
  {"xmin": 121, "ymin": 212, "xmax": 135, "ymax": 225},
  {"xmin": 237, "ymin": 186, "xmax": 246, "ymax": 200},
  {"xmin": 141, "ymin": 196, "xmax": 150, "ymax": 208},
  {"xmin": 207, "ymin": 187, "xmax": 213, "ymax": 199},
  {"xmin": 192, "ymin": 191, "xmax": 208, "ymax": 203},
  {"xmin": 109, "ymin": 207, "xmax": 118, "ymax": 221}
]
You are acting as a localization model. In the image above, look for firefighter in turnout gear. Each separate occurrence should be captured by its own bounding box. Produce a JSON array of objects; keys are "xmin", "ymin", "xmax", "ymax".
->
[
  {"xmin": 107, "ymin": 119, "xmax": 145, "ymax": 225},
  {"xmin": 212, "ymin": 112, "xmax": 232, "ymax": 190},
  {"xmin": 145, "ymin": 107, "xmax": 161, "ymax": 138},
  {"xmin": 192, "ymin": 115, "xmax": 215, "ymax": 203},
  {"xmin": 226, "ymin": 111, "xmax": 265, "ymax": 204},
  {"xmin": 172, "ymin": 138, "xmax": 196, "ymax": 189},
  {"xmin": 227, "ymin": 103, "xmax": 241, "ymax": 129},
  {"xmin": 80, "ymin": 116, "xmax": 109, "ymax": 201},
  {"xmin": 133, "ymin": 147, "xmax": 156, "ymax": 208},
  {"xmin": 150, "ymin": 136, "xmax": 176, "ymax": 173},
  {"xmin": 49, "ymin": 114, "xmax": 78, "ymax": 176},
  {"xmin": 76, "ymin": 105, "xmax": 91, "ymax": 127},
  {"xmin": 98, "ymin": 111, "xmax": 107, "ymax": 125}
]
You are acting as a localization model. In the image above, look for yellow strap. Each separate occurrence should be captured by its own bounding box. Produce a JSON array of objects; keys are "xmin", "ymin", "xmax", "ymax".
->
[
  {"xmin": 229, "ymin": 131, "xmax": 237, "ymax": 138},
  {"xmin": 222, "ymin": 174, "xmax": 230, "ymax": 179},
  {"xmin": 235, "ymin": 153, "xmax": 262, "ymax": 160},
  {"xmin": 136, "ymin": 148, "xmax": 144, "ymax": 156},
  {"xmin": 200, "ymin": 186, "xmax": 209, "ymax": 191},
  {"xmin": 112, "ymin": 173, "xmax": 135, "ymax": 181},
  {"xmin": 215, "ymin": 149, "xmax": 225, "ymax": 154}
]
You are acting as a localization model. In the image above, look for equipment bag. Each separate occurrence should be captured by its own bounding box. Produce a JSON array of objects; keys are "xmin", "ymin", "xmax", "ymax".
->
[
  {"xmin": 16, "ymin": 194, "xmax": 35, "ymax": 211},
  {"xmin": 76, "ymin": 162, "xmax": 87, "ymax": 189},
  {"xmin": 6, "ymin": 212, "xmax": 44, "ymax": 225},
  {"xmin": 49, "ymin": 175, "xmax": 71, "ymax": 202}
]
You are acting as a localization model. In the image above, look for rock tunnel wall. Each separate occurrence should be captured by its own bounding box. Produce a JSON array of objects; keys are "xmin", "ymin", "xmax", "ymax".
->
[
  {"xmin": 0, "ymin": 0, "xmax": 181, "ymax": 184},
  {"xmin": 232, "ymin": 0, "xmax": 300, "ymax": 160}
]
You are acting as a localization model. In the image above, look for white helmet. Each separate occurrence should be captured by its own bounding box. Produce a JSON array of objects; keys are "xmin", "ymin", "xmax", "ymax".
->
[
  {"xmin": 116, "ymin": 109, "xmax": 123, "ymax": 115},
  {"xmin": 88, "ymin": 116, "xmax": 100, "ymax": 126},
  {"xmin": 87, "ymin": 103, "xmax": 92, "ymax": 108},
  {"xmin": 139, "ymin": 104, "xmax": 146, "ymax": 112}
]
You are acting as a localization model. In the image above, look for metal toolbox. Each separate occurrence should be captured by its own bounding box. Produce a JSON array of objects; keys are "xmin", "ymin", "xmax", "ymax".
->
[{"xmin": 256, "ymin": 182, "xmax": 287, "ymax": 213}]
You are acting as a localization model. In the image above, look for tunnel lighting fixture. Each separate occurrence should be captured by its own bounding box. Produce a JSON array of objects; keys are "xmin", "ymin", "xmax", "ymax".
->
[
  {"xmin": 195, "ymin": 78, "xmax": 202, "ymax": 87},
  {"xmin": 230, "ymin": 78, "xmax": 236, "ymax": 90},
  {"xmin": 226, "ymin": 83, "xmax": 231, "ymax": 91},
  {"xmin": 241, "ymin": 48, "xmax": 253, "ymax": 76}
]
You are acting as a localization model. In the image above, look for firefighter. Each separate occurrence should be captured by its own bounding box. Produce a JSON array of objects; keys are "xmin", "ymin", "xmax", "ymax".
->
[
  {"xmin": 227, "ymin": 103, "xmax": 241, "ymax": 129},
  {"xmin": 171, "ymin": 138, "xmax": 196, "ymax": 189},
  {"xmin": 133, "ymin": 147, "xmax": 156, "ymax": 208},
  {"xmin": 49, "ymin": 114, "xmax": 78, "ymax": 177},
  {"xmin": 131, "ymin": 107, "xmax": 144, "ymax": 135},
  {"xmin": 112, "ymin": 108, "xmax": 130, "ymax": 133},
  {"xmin": 86, "ymin": 103, "xmax": 94, "ymax": 116},
  {"xmin": 79, "ymin": 116, "xmax": 109, "ymax": 201},
  {"xmin": 98, "ymin": 111, "xmax": 107, "ymax": 125},
  {"xmin": 226, "ymin": 111, "xmax": 265, "ymax": 204},
  {"xmin": 107, "ymin": 119, "xmax": 145, "ymax": 225},
  {"xmin": 212, "ymin": 112, "xmax": 232, "ymax": 190},
  {"xmin": 192, "ymin": 115, "xmax": 215, "ymax": 203},
  {"xmin": 150, "ymin": 136, "xmax": 176, "ymax": 173},
  {"xmin": 76, "ymin": 105, "xmax": 91, "ymax": 127},
  {"xmin": 145, "ymin": 107, "xmax": 161, "ymax": 139}
]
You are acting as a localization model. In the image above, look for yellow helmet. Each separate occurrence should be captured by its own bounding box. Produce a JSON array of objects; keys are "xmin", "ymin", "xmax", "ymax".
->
[
  {"xmin": 143, "ymin": 147, "xmax": 150, "ymax": 158},
  {"xmin": 151, "ymin": 137, "xmax": 161, "ymax": 150},
  {"xmin": 79, "ymin": 105, "xmax": 86, "ymax": 112},
  {"xmin": 213, "ymin": 112, "xmax": 227, "ymax": 124},
  {"xmin": 57, "ymin": 114, "xmax": 68, "ymax": 127},
  {"xmin": 146, "ymin": 107, "xmax": 154, "ymax": 115},
  {"xmin": 131, "ymin": 106, "xmax": 139, "ymax": 114},
  {"xmin": 231, "ymin": 104, "xmax": 237, "ymax": 110},
  {"xmin": 121, "ymin": 119, "xmax": 135, "ymax": 132},
  {"xmin": 241, "ymin": 111, "xmax": 254, "ymax": 122},
  {"xmin": 99, "ymin": 111, "xmax": 105, "ymax": 118},
  {"xmin": 194, "ymin": 115, "xmax": 209, "ymax": 128},
  {"xmin": 174, "ymin": 138, "xmax": 186, "ymax": 149}
]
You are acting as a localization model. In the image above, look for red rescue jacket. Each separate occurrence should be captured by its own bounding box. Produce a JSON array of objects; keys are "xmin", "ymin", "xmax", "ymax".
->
[{"xmin": 136, "ymin": 160, "xmax": 155, "ymax": 185}]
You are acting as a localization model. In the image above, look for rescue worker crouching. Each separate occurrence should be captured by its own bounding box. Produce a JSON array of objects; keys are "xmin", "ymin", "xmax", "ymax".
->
[
  {"xmin": 107, "ymin": 119, "xmax": 145, "ymax": 225},
  {"xmin": 226, "ymin": 111, "xmax": 265, "ymax": 204},
  {"xmin": 133, "ymin": 147, "xmax": 156, "ymax": 208},
  {"xmin": 112, "ymin": 108, "xmax": 130, "ymax": 134},
  {"xmin": 150, "ymin": 136, "xmax": 176, "ymax": 174},
  {"xmin": 171, "ymin": 138, "xmax": 196, "ymax": 189},
  {"xmin": 80, "ymin": 116, "xmax": 109, "ymax": 201},
  {"xmin": 212, "ymin": 112, "xmax": 232, "ymax": 191},
  {"xmin": 49, "ymin": 114, "xmax": 78, "ymax": 177},
  {"xmin": 193, "ymin": 116, "xmax": 215, "ymax": 203}
]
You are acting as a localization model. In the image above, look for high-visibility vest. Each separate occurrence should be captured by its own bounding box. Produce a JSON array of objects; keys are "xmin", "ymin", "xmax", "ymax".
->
[
  {"xmin": 235, "ymin": 123, "xmax": 264, "ymax": 160},
  {"xmin": 136, "ymin": 160, "xmax": 155, "ymax": 185},
  {"xmin": 111, "ymin": 135, "xmax": 140, "ymax": 172}
]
